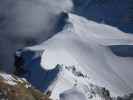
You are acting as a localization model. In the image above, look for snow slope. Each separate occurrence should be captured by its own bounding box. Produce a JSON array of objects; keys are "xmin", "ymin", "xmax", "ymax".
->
[
  {"xmin": 60, "ymin": 87, "xmax": 88, "ymax": 100},
  {"xmin": 47, "ymin": 64, "xmax": 112, "ymax": 100},
  {"xmin": 73, "ymin": 0, "xmax": 133, "ymax": 33},
  {"xmin": 24, "ymin": 13, "xmax": 133, "ymax": 99}
]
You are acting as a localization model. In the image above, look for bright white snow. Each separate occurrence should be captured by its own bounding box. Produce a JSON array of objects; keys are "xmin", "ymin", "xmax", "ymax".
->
[
  {"xmin": 41, "ymin": 49, "xmax": 79, "ymax": 70},
  {"xmin": 0, "ymin": 73, "xmax": 17, "ymax": 86},
  {"xmin": 0, "ymin": 72, "xmax": 31, "ymax": 88},
  {"xmin": 25, "ymin": 13, "xmax": 133, "ymax": 98}
]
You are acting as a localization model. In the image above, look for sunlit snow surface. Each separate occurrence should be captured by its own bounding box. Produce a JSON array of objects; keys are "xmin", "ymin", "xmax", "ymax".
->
[
  {"xmin": 41, "ymin": 49, "xmax": 79, "ymax": 70},
  {"xmin": 25, "ymin": 13, "xmax": 133, "ymax": 99}
]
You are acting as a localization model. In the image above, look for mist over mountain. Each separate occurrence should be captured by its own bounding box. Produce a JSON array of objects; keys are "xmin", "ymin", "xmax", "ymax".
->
[
  {"xmin": 0, "ymin": 0, "xmax": 73, "ymax": 72},
  {"xmin": 15, "ymin": 12, "xmax": 133, "ymax": 100},
  {"xmin": 0, "ymin": 0, "xmax": 133, "ymax": 100},
  {"xmin": 0, "ymin": 0, "xmax": 133, "ymax": 72}
]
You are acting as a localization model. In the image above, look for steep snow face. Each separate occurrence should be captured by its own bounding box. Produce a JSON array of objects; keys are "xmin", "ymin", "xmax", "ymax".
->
[
  {"xmin": 47, "ymin": 65, "xmax": 88, "ymax": 99},
  {"xmin": 72, "ymin": 0, "xmax": 133, "ymax": 33},
  {"xmin": 46, "ymin": 65, "xmax": 111, "ymax": 100},
  {"xmin": 67, "ymin": 13, "xmax": 133, "ymax": 46},
  {"xmin": 25, "ymin": 13, "xmax": 133, "ymax": 97},
  {"xmin": 60, "ymin": 88, "xmax": 87, "ymax": 100},
  {"xmin": 41, "ymin": 49, "xmax": 79, "ymax": 70}
]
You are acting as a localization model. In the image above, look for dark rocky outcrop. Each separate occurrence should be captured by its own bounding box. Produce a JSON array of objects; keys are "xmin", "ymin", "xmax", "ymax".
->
[{"xmin": 0, "ymin": 72, "xmax": 51, "ymax": 100}]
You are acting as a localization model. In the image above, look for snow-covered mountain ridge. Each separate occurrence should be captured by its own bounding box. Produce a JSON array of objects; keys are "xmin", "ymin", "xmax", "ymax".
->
[
  {"xmin": 48, "ymin": 64, "xmax": 112, "ymax": 100},
  {"xmin": 14, "ymin": 12, "xmax": 133, "ymax": 100}
]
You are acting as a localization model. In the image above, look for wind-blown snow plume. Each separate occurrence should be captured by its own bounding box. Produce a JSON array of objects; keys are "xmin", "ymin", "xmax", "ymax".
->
[
  {"xmin": 0, "ymin": 0, "xmax": 73, "ymax": 72},
  {"xmin": 0, "ymin": 0, "xmax": 73, "ymax": 39}
]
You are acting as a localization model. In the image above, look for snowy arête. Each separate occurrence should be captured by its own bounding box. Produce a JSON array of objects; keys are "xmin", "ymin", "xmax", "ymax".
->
[{"xmin": 19, "ymin": 13, "xmax": 133, "ymax": 100}]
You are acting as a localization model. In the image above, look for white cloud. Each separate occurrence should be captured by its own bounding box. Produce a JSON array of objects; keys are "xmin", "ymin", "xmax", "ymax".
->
[{"xmin": 0, "ymin": 0, "xmax": 73, "ymax": 72}]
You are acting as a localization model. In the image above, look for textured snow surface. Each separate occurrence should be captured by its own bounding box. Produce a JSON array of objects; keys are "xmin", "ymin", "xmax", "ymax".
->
[
  {"xmin": 0, "ymin": 72, "xmax": 31, "ymax": 88},
  {"xmin": 60, "ymin": 88, "xmax": 87, "ymax": 100},
  {"xmin": 0, "ymin": 73, "xmax": 17, "ymax": 86},
  {"xmin": 60, "ymin": 87, "xmax": 107, "ymax": 100},
  {"xmin": 24, "ymin": 13, "xmax": 133, "ymax": 99}
]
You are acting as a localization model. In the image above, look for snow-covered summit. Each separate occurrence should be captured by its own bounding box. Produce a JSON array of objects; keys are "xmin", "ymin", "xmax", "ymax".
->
[{"xmin": 22, "ymin": 13, "xmax": 133, "ymax": 98}]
